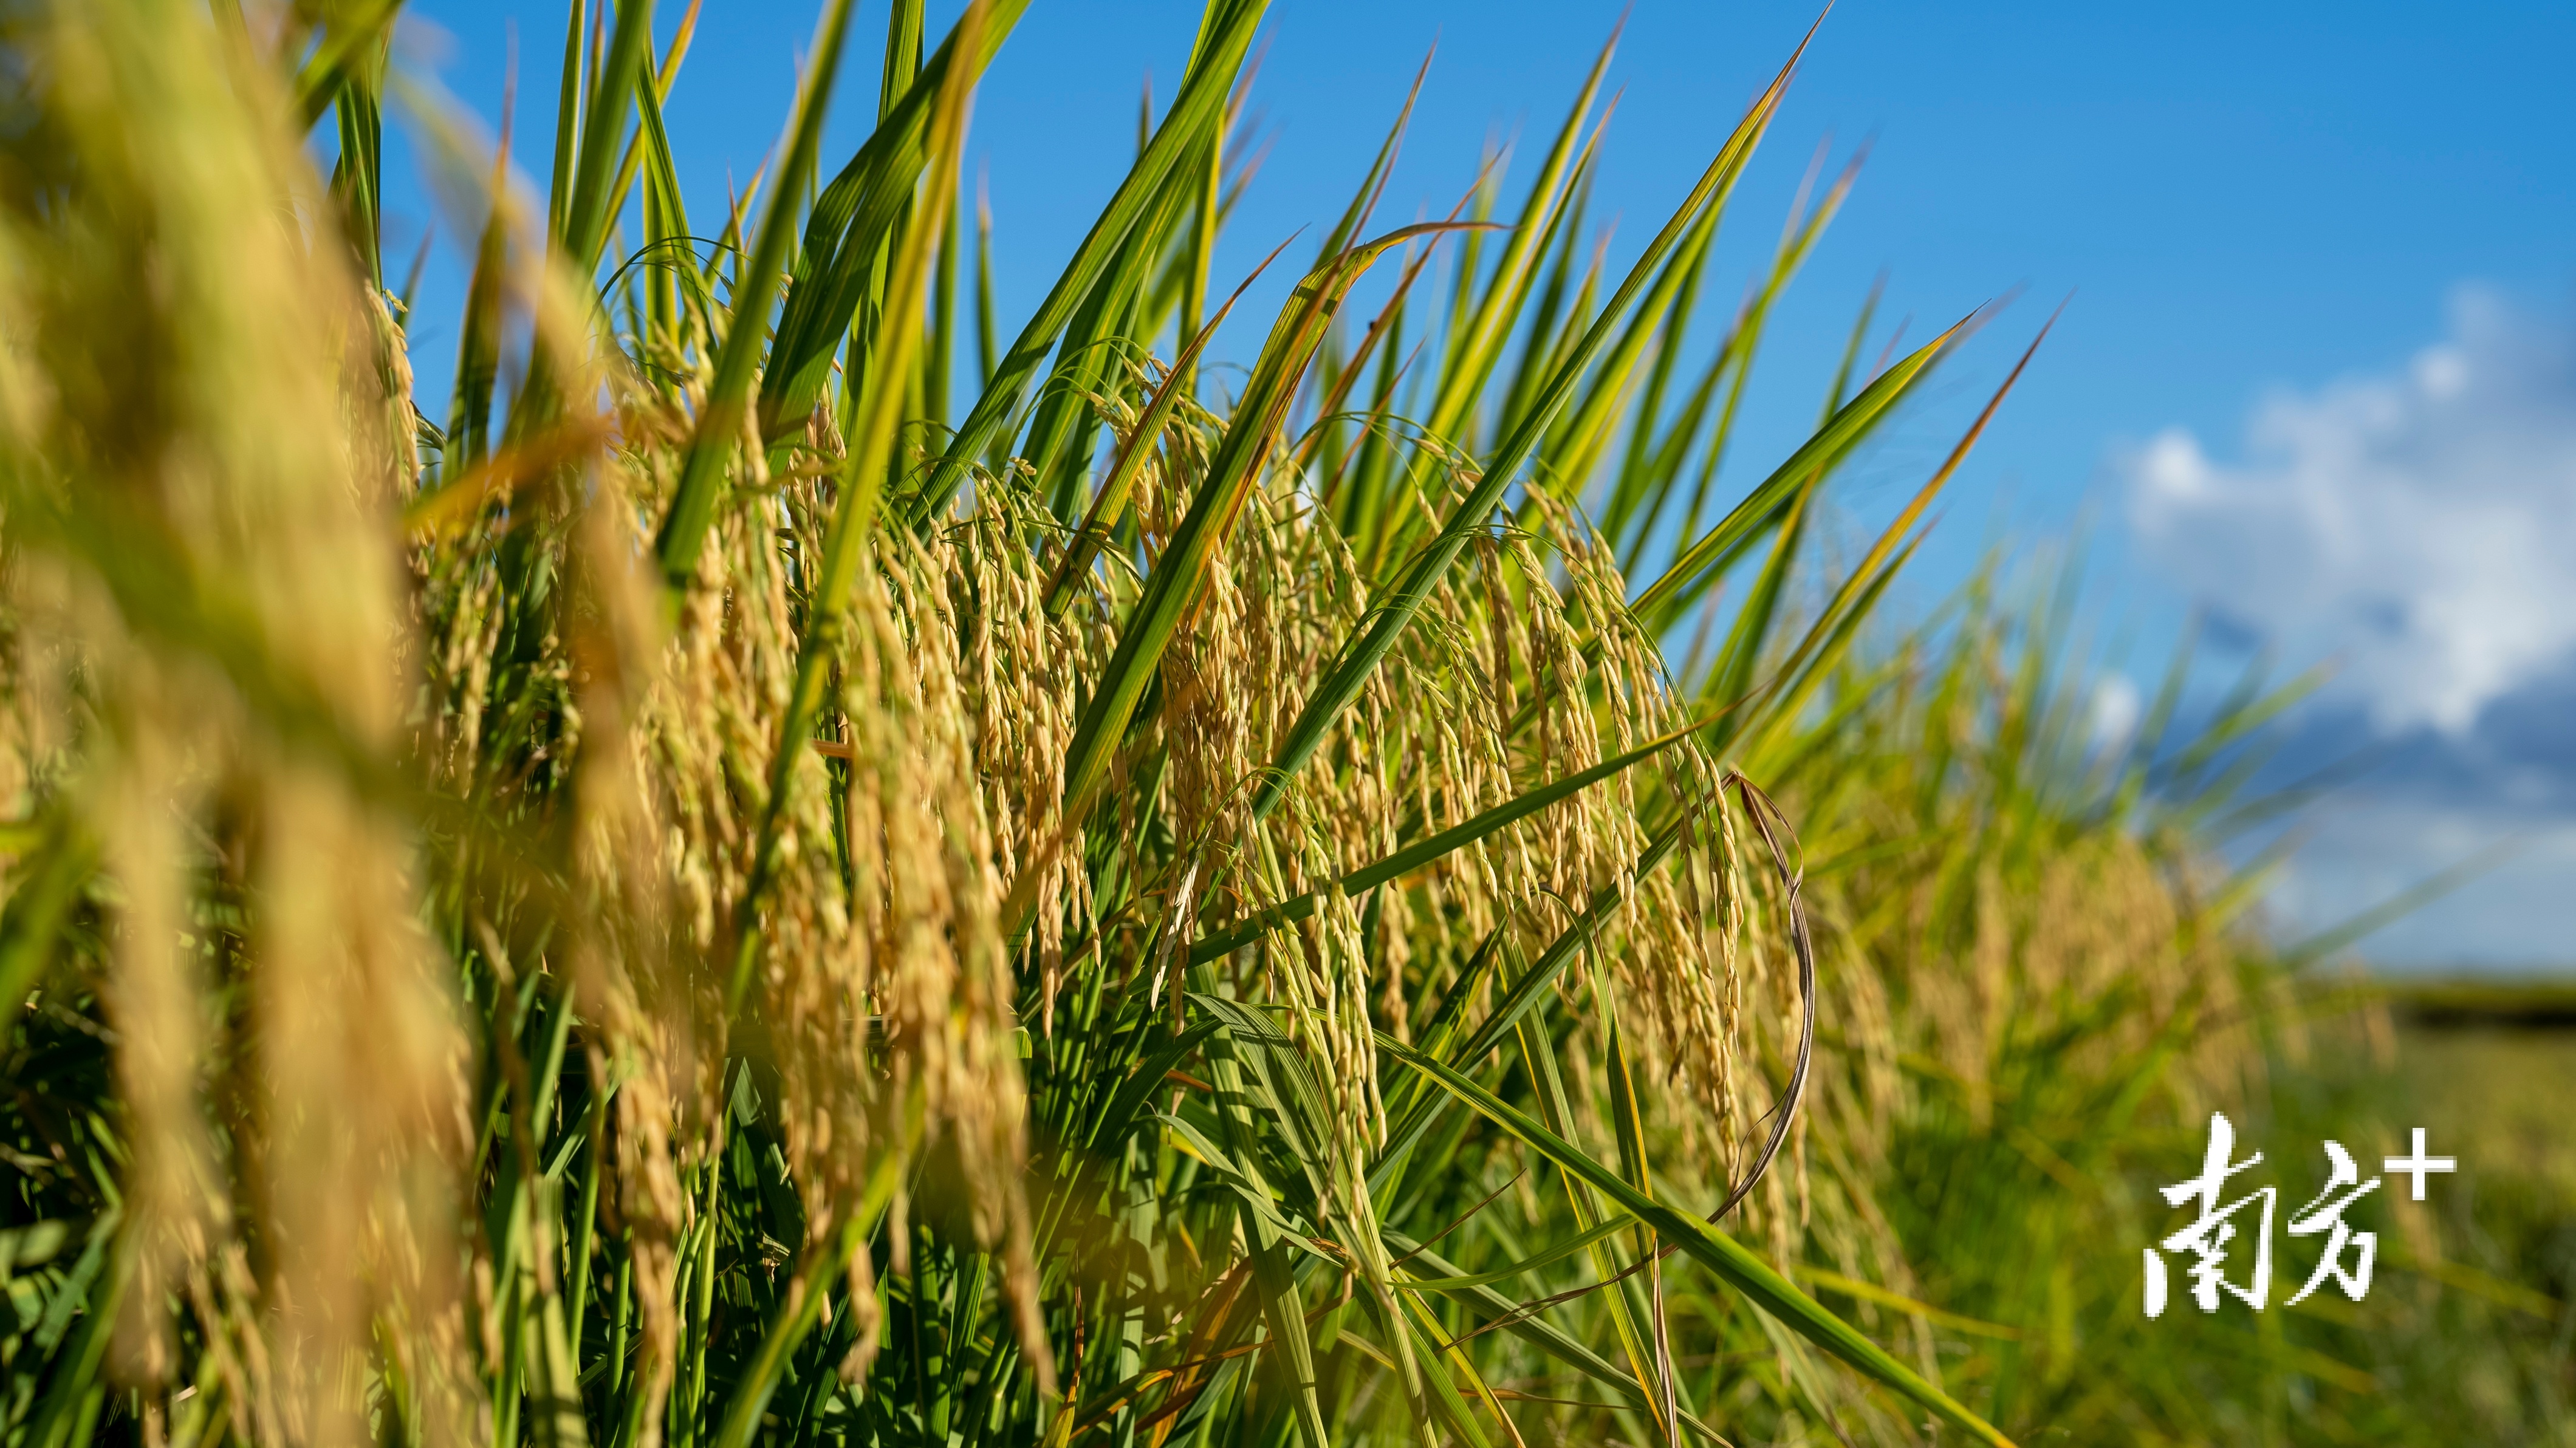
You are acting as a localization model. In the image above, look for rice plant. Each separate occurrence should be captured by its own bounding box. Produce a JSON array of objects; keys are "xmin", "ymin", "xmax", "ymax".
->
[{"xmin": 1, "ymin": 3, "xmax": 2563, "ymax": 1447}]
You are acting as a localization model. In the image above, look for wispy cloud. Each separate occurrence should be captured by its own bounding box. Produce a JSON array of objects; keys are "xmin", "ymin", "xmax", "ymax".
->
[
  {"xmin": 2125, "ymin": 285, "xmax": 2576, "ymax": 736},
  {"xmin": 2256, "ymin": 795, "xmax": 2576, "ymax": 971}
]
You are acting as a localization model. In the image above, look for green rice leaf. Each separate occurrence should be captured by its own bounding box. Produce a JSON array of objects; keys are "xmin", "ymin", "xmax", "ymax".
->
[
  {"xmin": 902, "ymin": 0, "xmax": 1270, "ymax": 522},
  {"xmin": 1053, "ymin": 222, "xmax": 1468, "ymax": 830},
  {"xmin": 1250, "ymin": 31, "xmax": 1810, "ymax": 823},
  {"xmin": 651, "ymin": 0, "xmax": 865, "ymax": 592},
  {"xmin": 1379, "ymin": 1036, "xmax": 2020, "ymax": 1448}
]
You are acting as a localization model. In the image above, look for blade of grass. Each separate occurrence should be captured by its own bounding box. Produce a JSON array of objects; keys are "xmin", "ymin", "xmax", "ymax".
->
[
  {"xmin": 651, "ymin": 0, "xmax": 862, "ymax": 593},
  {"xmin": 557, "ymin": 0, "xmax": 657, "ymax": 270},
  {"xmin": 1629, "ymin": 309, "xmax": 1979, "ymax": 628},
  {"xmin": 753, "ymin": 0, "xmax": 1030, "ymax": 451},
  {"xmin": 1380, "ymin": 1035, "xmax": 2017, "ymax": 1447},
  {"xmin": 1042, "ymin": 239, "xmax": 1288, "ymax": 615},
  {"xmin": 1250, "ymin": 28, "xmax": 1813, "ymax": 823},
  {"xmin": 902, "ymin": 0, "xmax": 1271, "ymax": 522},
  {"xmin": 1050, "ymin": 222, "xmax": 1475, "ymax": 840},
  {"xmin": 1421, "ymin": 28, "xmax": 1620, "ymax": 448},
  {"xmin": 1385, "ymin": 1232, "xmax": 1736, "ymax": 1447}
]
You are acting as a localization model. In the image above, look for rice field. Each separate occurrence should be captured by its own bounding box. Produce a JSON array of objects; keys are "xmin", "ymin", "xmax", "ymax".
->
[{"xmin": 0, "ymin": 2, "xmax": 2565, "ymax": 1446}]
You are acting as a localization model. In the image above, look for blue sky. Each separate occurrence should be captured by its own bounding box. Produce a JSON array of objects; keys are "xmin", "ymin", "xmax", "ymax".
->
[{"xmin": 385, "ymin": 0, "xmax": 2576, "ymax": 969}]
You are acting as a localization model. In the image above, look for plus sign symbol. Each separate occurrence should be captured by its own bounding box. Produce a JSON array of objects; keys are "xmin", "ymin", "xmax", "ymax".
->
[{"xmin": 2383, "ymin": 1128, "xmax": 2457, "ymax": 1201}]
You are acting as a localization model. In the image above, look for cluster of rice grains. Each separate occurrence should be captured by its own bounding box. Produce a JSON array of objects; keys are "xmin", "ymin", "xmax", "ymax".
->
[
  {"xmin": 414, "ymin": 332, "xmax": 1775, "ymax": 1444},
  {"xmin": 0, "ymin": 3, "xmax": 474, "ymax": 1442},
  {"xmin": 1086, "ymin": 358, "xmax": 1775, "ymax": 1318}
]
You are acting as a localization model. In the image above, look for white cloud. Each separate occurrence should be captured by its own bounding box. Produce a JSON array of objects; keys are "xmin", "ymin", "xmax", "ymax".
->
[
  {"xmin": 2253, "ymin": 799, "xmax": 2576, "ymax": 970},
  {"xmin": 2126, "ymin": 286, "xmax": 2576, "ymax": 736},
  {"xmin": 2089, "ymin": 672, "xmax": 2141, "ymax": 755}
]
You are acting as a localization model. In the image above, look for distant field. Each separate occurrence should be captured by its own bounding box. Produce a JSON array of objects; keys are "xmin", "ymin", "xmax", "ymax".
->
[{"xmin": 2391, "ymin": 985, "xmax": 2576, "ymax": 1198}]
